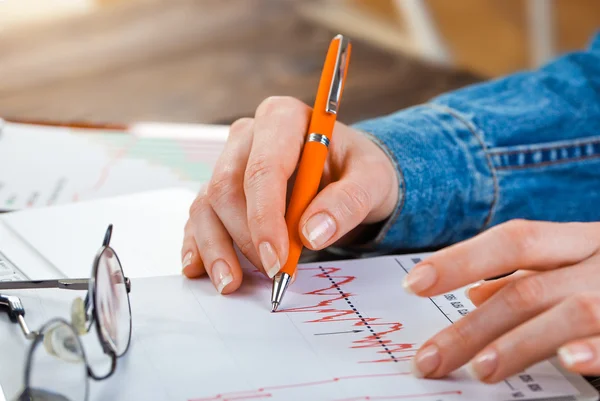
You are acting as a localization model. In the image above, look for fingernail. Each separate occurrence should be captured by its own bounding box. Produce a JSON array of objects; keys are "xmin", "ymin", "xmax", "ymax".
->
[
  {"xmin": 403, "ymin": 264, "xmax": 437, "ymax": 294},
  {"xmin": 182, "ymin": 252, "xmax": 193, "ymax": 270},
  {"xmin": 259, "ymin": 242, "xmax": 280, "ymax": 279},
  {"xmin": 411, "ymin": 344, "xmax": 441, "ymax": 378},
  {"xmin": 558, "ymin": 343, "xmax": 595, "ymax": 367},
  {"xmin": 468, "ymin": 348, "xmax": 498, "ymax": 381},
  {"xmin": 211, "ymin": 260, "xmax": 233, "ymax": 294},
  {"xmin": 465, "ymin": 281, "xmax": 484, "ymax": 300},
  {"xmin": 302, "ymin": 212, "xmax": 336, "ymax": 248}
]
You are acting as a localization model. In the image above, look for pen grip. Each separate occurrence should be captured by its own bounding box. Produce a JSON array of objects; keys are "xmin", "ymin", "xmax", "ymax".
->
[{"xmin": 281, "ymin": 141, "xmax": 329, "ymax": 275}]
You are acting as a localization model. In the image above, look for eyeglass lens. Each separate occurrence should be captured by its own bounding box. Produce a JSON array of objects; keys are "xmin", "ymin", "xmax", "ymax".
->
[
  {"xmin": 22, "ymin": 320, "xmax": 88, "ymax": 401},
  {"xmin": 94, "ymin": 247, "xmax": 131, "ymax": 357}
]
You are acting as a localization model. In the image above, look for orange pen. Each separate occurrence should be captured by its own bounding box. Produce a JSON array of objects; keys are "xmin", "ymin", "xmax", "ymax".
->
[{"xmin": 271, "ymin": 34, "xmax": 351, "ymax": 312}]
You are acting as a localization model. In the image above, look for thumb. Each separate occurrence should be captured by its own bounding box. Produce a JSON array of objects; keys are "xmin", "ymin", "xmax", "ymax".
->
[{"xmin": 298, "ymin": 167, "xmax": 397, "ymax": 250}]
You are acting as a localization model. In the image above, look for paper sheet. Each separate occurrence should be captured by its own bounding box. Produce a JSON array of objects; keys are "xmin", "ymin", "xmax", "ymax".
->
[
  {"xmin": 1, "ymin": 189, "xmax": 197, "ymax": 279},
  {"xmin": 0, "ymin": 254, "xmax": 590, "ymax": 401},
  {"xmin": 0, "ymin": 122, "xmax": 227, "ymax": 211}
]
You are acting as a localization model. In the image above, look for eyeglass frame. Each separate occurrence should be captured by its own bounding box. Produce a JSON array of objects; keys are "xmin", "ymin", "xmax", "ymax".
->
[
  {"xmin": 0, "ymin": 224, "xmax": 132, "ymax": 393},
  {"xmin": 19, "ymin": 317, "xmax": 91, "ymax": 401}
]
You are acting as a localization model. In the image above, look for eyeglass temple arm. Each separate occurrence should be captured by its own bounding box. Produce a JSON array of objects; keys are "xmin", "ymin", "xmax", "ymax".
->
[
  {"xmin": 0, "ymin": 276, "xmax": 130, "ymax": 292},
  {"xmin": 0, "ymin": 294, "xmax": 36, "ymax": 339},
  {"xmin": 0, "ymin": 278, "xmax": 90, "ymax": 291}
]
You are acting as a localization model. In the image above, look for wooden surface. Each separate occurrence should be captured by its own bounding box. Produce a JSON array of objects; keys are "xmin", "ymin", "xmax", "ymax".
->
[
  {"xmin": 303, "ymin": 0, "xmax": 600, "ymax": 78},
  {"xmin": 0, "ymin": 0, "xmax": 480, "ymax": 125}
]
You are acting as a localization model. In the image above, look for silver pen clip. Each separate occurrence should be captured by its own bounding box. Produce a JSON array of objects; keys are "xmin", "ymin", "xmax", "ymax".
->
[{"xmin": 325, "ymin": 35, "xmax": 351, "ymax": 115}]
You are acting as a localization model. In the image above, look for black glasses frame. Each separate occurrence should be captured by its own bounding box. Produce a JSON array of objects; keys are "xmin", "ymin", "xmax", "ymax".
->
[
  {"xmin": 0, "ymin": 224, "xmax": 132, "ymax": 400},
  {"xmin": 86, "ymin": 224, "xmax": 132, "ymax": 379},
  {"xmin": 19, "ymin": 317, "xmax": 91, "ymax": 401}
]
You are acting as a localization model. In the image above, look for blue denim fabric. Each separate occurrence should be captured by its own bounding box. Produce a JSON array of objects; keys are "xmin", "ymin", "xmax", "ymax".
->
[{"xmin": 350, "ymin": 32, "xmax": 600, "ymax": 252}]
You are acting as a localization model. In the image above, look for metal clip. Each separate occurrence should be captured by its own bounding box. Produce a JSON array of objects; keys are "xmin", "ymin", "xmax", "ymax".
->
[{"xmin": 326, "ymin": 35, "xmax": 351, "ymax": 115}]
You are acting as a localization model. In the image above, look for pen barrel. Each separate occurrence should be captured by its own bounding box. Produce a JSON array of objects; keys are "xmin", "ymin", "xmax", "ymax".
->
[
  {"xmin": 281, "ymin": 140, "xmax": 329, "ymax": 275},
  {"xmin": 279, "ymin": 34, "xmax": 351, "ymax": 278}
]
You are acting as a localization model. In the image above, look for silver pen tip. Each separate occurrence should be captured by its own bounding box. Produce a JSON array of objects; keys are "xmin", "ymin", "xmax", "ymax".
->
[{"xmin": 270, "ymin": 272, "xmax": 291, "ymax": 313}]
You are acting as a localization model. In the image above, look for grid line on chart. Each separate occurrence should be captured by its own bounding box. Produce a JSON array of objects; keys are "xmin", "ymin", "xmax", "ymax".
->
[{"xmin": 318, "ymin": 266, "xmax": 398, "ymax": 363}]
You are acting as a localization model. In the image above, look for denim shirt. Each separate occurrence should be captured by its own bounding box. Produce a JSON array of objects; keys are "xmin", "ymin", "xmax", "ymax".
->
[{"xmin": 350, "ymin": 32, "xmax": 600, "ymax": 253}]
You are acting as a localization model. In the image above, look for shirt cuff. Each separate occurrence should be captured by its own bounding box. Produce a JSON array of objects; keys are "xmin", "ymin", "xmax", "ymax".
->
[{"xmin": 343, "ymin": 103, "xmax": 497, "ymax": 253}]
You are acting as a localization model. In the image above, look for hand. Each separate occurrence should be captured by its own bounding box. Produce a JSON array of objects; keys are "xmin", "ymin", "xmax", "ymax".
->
[
  {"xmin": 403, "ymin": 219, "xmax": 600, "ymax": 382},
  {"xmin": 181, "ymin": 96, "xmax": 399, "ymax": 294}
]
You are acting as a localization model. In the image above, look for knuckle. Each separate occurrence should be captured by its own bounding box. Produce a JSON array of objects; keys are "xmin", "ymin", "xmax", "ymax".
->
[
  {"xmin": 443, "ymin": 321, "xmax": 474, "ymax": 351},
  {"xmin": 256, "ymin": 96, "xmax": 304, "ymax": 119},
  {"xmin": 503, "ymin": 276, "xmax": 544, "ymax": 312},
  {"xmin": 229, "ymin": 118, "xmax": 253, "ymax": 137},
  {"xmin": 198, "ymin": 235, "xmax": 217, "ymax": 253},
  {"xmin": 248, "ymin": 208, "xmax": 270, "ymax": 230},
  {"xmin": 207, "ymin": 169, "xmax": 238, "ymax": 208},
  {"xmin": 496, "ymin": 219, "xmax": 539, "ymax": 259},
  {"xmin": 238, "ymin": 238, "xmax": 255, "ymax": 258},
  {"xmin": 188, "ymin": 195, "xmax": 209, "ymax": 219},
  {"xmin": 572, "ymin": 293, "xmax": 600, "ymax": 331},
  {"xmin": 244, "ymin": 155, "xmax": 276, "ymax": 190},
  {"xmin": 339, "ymin": 181, "xmax": 372, "ymax": 217}
]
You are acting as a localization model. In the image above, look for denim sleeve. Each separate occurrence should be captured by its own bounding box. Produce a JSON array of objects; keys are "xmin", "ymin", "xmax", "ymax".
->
[{"xmin": 348, "ymin": 32, "xmax": 600, "ymax": 253}]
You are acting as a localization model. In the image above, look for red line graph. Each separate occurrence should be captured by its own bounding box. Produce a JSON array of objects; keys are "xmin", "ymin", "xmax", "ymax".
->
[
  {"xmin": 335, "ymin": 392, "xmax": 463, "ymax": 401},
  {"xmin": 189, "ymin": 372, "xmax": 462, "ymax": 401},
  {"xmin": 190, "ymin": 266, "xmax": 463, "ymax": 401},
  {"xmin": 72, "ymin": 144, "xmax": 131, "ymax": 202},
  {"xmin": 281, "ymin": 266, "xmax": 416, "ymax": 363}
]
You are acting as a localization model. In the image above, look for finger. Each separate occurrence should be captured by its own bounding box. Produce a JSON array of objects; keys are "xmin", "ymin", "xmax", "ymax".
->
[
  {"xmin": 298, "ymin": 148, "xmax": 397, "ymax": 249},
  {"xmin": 189, "ymin": 188, "xmax": 243, "ymax": 294},
  {"xmin": 403, "ymin": 220, "xmax": 600, "ymax": 296},
  {"xmin": 467, "ymin": 271, "xmax": 536, "ymax": 307},
  {"xmin": 181, "ymin": 218, "xmax": 205, "ymax": 278},
  {"xmin": 558, "ymin": 336, "xmax": 600, "ymax": 376},
  {"xmin": 207, "ymin": 118, "xmax": 263, "ymax": 272},
  {"xmin": 411, "ymin": 256, "xmax": 600, "ymax": 379},
  {"xmin": 244, "ymin": 97, "xmax": 310, "ymax": 278},
  {"xmin": 468, "ymin": 291, "xmax": 600, "ymax": 383}
]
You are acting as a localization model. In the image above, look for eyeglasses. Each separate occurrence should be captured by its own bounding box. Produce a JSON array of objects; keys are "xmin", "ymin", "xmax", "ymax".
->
[{"xmin": 0, "ymin": 225, "xmax": 132, "ymax": 401}]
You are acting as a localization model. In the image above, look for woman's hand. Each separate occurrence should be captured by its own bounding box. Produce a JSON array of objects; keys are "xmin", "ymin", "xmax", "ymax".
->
[
  {"xmin": 404, "ymin": 219, "xmax": 600, "ymax": 382},
  {"xmin": 181, "ymin": 96, "xmax": 399, "ymax": 294}
]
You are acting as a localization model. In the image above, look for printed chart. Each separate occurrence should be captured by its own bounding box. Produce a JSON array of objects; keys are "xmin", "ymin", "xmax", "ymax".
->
[
  {"xmin": 0, "ymin": 123, "xmax": 225, "ymax": 210},
  {"xmin": 0, "ymin": 254, "xmax": 591, "ymax": 401},
  {"xmin": 180, "ymin": 255, "xmax": 581, "ymax": 401}
]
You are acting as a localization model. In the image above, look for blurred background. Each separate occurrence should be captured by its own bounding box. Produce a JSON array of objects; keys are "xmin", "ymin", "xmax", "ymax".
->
[{"xmin": 1, "ymin": 0, "xmax": 599, "ymax": 126}]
